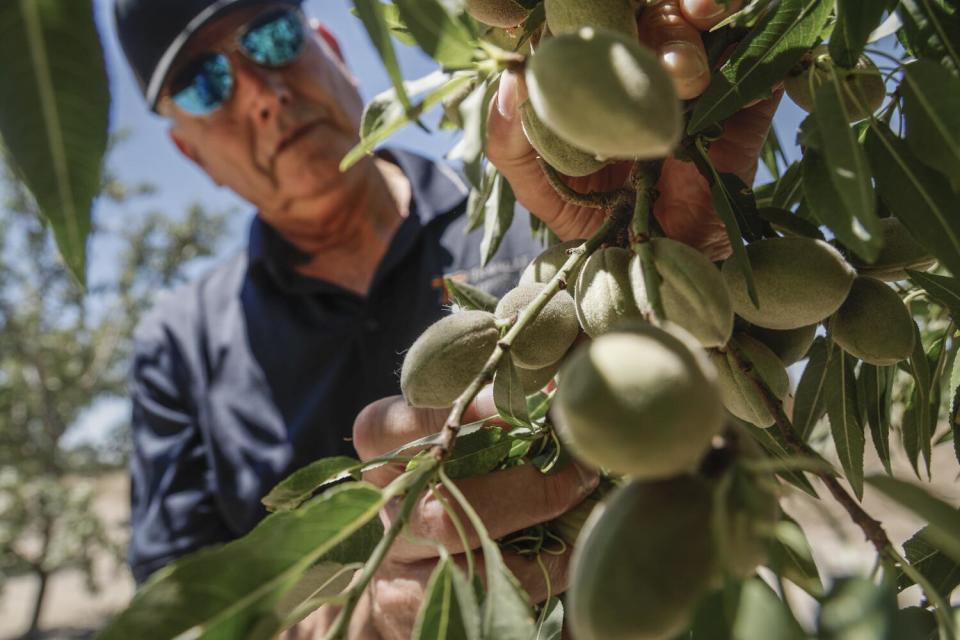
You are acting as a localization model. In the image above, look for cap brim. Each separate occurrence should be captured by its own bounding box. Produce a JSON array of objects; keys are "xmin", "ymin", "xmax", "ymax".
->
[{"xmin": 146, "ymin": 0, "xmax": 302, "ymax": 111}]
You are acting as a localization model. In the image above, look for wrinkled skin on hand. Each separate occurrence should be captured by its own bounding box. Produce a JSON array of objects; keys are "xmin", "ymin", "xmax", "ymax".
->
[{"xmin": 488, "ymin": 0, "xmax": 782, "ymax": 262}]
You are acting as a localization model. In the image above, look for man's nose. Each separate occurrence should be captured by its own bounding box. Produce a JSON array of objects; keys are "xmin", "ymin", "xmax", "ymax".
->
[{"xmin": 233, "ymin": 60, "xmax": 292, "ymax": 124}]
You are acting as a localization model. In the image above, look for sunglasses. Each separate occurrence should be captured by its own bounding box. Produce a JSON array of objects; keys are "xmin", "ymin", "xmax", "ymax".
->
[{"xmin": 168, "ymin": 9, "xmax": 306, "ymax": 116}]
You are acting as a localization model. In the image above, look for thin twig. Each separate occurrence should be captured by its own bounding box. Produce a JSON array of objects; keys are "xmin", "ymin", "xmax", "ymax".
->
[
  {"xmin": 323, "ymin": 465, "xmax": 435, "ymax": 640},
  {"xmin": 725, "ymin": 340, "xmax": 892, "ymax": 554},
  {"xmin": 432, "ymin": 212, "xmax": 622, "ymax": 458}
]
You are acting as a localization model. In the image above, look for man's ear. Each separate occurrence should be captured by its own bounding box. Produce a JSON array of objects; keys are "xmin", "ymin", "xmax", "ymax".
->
[{"xmin": 312, "ymin": 21, "xmax": 344, "ymax": 62}]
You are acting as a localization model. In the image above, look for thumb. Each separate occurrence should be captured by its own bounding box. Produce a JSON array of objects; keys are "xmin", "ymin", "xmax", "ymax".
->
[{"xmin": 486, "ymin": 71, "xmax": 535, "ymax": 169}]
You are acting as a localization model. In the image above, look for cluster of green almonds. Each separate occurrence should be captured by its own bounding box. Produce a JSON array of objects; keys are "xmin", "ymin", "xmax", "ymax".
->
[
  {"xmin": 469, "ymin": 0, "xmax": 682, "ymax": 171},
  {"xmin": 398, "ymin": 219, "xmax": 932, "ymax": 638}
]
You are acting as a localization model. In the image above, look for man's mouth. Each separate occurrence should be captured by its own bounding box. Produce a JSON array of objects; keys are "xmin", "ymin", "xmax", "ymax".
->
[{"xmin": 274, "ymin": 120, "xmax": 322, "ymax": 157}]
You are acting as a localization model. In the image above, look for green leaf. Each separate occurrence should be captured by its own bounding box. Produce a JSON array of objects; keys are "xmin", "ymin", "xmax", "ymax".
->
[
  {"xmin": 867, "ymin": 476, "xmax": 960, "ymax": 565},
  {"xmin": 731, "ymin": 578, "xmax": 806, "ymax": 640},
  {"xmin": 902, "ymin": 60, "xmax": 960, "ymax": 190},
  {"xmin": 466, "ymin": 163, "xmax": 497, "ymax": 232},
  {"xmin": 756, "ymin": 206, "xmax": 825, "ymax": 239},
  {"xmin": 818, "ymin": 576, "xmax": 899, "ymax": 640},
  {"xmin": 98, "ymin": 482, "xmax": 385, "ymax": 640},
  {"xmin": 0, "ymin": 0, "xmax": 111, "ymax": 283},
  {"xmin": 410, "ymin": 427, "xmax": 511, "ymax": 480},
  {"xmin": 767, "ymin": 516, "xmax": 824, "ymax": 597},
  {"xmin": 494, "ymin": 355, "xmax": 532, "ymax": 429},
  {"xmin": 444, "ymin": 277, "xmax": 499, "ymax": 312},
  {"xmin": 480, "ymin": 172, "xmax": 516, "ymax": 266},
  {"xmin": 892, "ymin": 607, "xmax": 939, "ymax": 640},
  {"xmin": 440, "ymin": 477, "xmax": 536, "ymax": 640},
  {"xmin": 771, "ymin": 161, "xmax": 805, "ymax": 210},
  {"xmin": 262, "ymin": 456, "xmax": 361, "ymax": 512},
  {"xmin": 898, "ymin": 0, "xmax": 960, "ymax": 76},
  {"xmin": 527, "ymin": 387, "xmax": 553, "ymax": 422},
  {"xmin": 536, "ymin": 597, "xmax": 564, "ymax": 640},
  {"xmin": 829, "ymin": 0, "xmax": 889, "ymax": 67},
  {"xmin": 951, "ymin": 379, "xmax": 960, "ymax": 466},
  {"xmin": 859, "ymin": 364, "xmax": 894, "ymax": 475},
  {"xmin": 276, "ymin": 562, "xmax": 362, "ymax": 630},
  {"xmin": 909, "ymin": 270, "xmax": 960, "ymax": 323},
  {"xmin": 760, "ymin": 125, "xmax": 787, "ymax": 179},
  {"xmin": 449, "ymin": 77, "xmax": 500, "ymax": 188},
  {"xmin": 825, "ymin": 352, "xmax": 865, "ymax": 500},
  {"xmin": 865, "ymin": 123, "xmax": 960, "ymax": 278},
  {"xmin": 904, "ymin": 322, "xmax": 934, "ymax": 478},
  {"xmin": 353, "ymin": 0, "xmax": 414, "ymax": 112},
  {"xmin": 342, "ymin": 71, "xmax": 472, "ymax": 170},
  {"xmin": 688, "ymin": 0, "xmax": 832, "ymax": 133},
  {"xmin": 794, "ymin": 338, "xmax": 833, "ymax": 440},
  {"xmin": 741, "ymin": 421, "xmax": 819, "ymax": 498},
  {"xmin": 391, "ymin": 0, "xmax": 477, "ymax": 68},
  {"xmin": 898, "ymin": 526, "xmax": 960, "ymax": 602},
  {"xmin": 711, "ymin": 177, "xmax": 758, "ymax": 306},
  {"xmin": 411, "ymin": 555, "xmax": 480, "ymax": 640},
  {"xmin": 808, "ymin": 79, "xmax": 881, "ymax": 261}
]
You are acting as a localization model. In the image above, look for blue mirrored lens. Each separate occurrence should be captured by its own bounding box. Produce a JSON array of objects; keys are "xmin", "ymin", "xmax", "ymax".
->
[
  {"xmin": 172, "ymin": 54, "xmax": 233, "ymax": 115},
  {"xmin": 241, "ymin": 11, "xmax": 304, "ymax": 66}
]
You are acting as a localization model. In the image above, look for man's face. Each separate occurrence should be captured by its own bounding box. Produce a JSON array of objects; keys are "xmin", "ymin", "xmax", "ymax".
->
[{"xmin": 162, "ymin": 4, "xmax": 365, "ymax": 216}]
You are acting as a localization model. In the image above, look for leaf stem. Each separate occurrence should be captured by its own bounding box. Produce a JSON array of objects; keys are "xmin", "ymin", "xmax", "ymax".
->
[
  {"xmin": 534, "ymin": 157, "xmax": 630, "ymax": 209},
  {"xmin": 432, "ymin": 212, "xmax": 620, "ymax": 458},
  {"xmin": 430, "ymin": 484, "xmax": 476, "ymax": 583},
  {"xmin": 322, "ymin": 464, "xmax": 436, "ymax": 640},
  {"xmin": 629, "ymin": 161, "xmax": 665, "ymax": 322}
]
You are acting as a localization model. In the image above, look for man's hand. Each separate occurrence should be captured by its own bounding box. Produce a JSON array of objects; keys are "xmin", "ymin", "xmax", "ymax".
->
[
  {"xmin": 487, "ymin": 0, "xmax": 781, "ymax": 261},
  {"xmin": 333, "ymin": 389, "xmax": 599, "ymax": 640}
]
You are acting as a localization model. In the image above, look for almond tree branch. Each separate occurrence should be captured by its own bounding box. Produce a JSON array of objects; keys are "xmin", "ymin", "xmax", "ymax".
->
[
  {"xmin": 433, "ymin": 206, "xmax": 626, "ymax": 459},
  {"xmin": 629, "ymin": 161, "xmax": 664, "ymax": 323}
]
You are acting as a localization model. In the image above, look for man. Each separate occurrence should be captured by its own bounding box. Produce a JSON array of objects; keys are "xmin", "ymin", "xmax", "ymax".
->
[{"xmin": 113, "ymin": 0, "xmax": 774, "ymax": 636}]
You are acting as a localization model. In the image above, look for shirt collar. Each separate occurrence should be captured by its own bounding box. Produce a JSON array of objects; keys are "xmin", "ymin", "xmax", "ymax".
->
[{"xmin": 247, "ymin": 148, "xmax": 469, "ymax": 294}]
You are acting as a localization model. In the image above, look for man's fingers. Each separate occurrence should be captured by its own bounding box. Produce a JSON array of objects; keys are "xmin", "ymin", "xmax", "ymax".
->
[
  {"xmin": 679, "ymin": 0, "xmax": 742, "ymax": 31},
  {"xmin": 353, "ymin": 388, "xmax": 499, "ymax": 463},
  {"xmin": 638, "ymin": 0, "xmax": 711, "ymax": 100},
  {"xmin": 386, "ymin": 461, "xmax": 599, "ymax": 562},
  {"xmin": 449, "ymin": 546, "xmax": 573, "ymax": 604}
]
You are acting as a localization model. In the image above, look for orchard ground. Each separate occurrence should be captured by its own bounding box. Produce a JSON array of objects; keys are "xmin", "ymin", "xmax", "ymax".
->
[{"xmin": 2, "ymin": 429, "xmax": 958, "ymax": 639}]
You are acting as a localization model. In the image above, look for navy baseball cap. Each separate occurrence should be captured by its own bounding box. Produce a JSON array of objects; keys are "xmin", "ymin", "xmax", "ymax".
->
[{"xmin": 114, "ymin": 0, "xmax": 303, "ymax": 111}]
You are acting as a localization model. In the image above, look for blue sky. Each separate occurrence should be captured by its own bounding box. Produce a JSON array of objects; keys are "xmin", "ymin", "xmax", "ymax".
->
[{"xmin": 68, "ymin": 0, "xmax": 817, "ymax": 447}]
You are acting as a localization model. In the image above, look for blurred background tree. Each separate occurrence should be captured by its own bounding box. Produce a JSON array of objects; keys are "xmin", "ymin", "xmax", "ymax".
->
[{"xmin": 0, "ymin": 137, "xmax": 227, "ymax": 638}]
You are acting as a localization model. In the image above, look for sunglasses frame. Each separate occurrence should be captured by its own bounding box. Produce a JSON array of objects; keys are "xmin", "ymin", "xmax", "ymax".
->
[{"xmin": 162, "ymin": 7, "xmax": 308, "ymax": 117}]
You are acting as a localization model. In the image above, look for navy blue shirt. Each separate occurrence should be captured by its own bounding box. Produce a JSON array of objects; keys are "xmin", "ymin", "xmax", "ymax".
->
[{"xmin": 127, "ymin": 150, "xmax": 542, "ymax": 583}]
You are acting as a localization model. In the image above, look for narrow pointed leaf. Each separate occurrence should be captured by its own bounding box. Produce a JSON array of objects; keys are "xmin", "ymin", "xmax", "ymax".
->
[
  {"xmin": 408, "ymin": 427, "xmax": 511, "ymax": 479},
  {"xmin": 771, "ymin": 161, "xmax": 804, "ymax": 210},
  {"xmin": 865, "ymin": 123, "xmax": 960, "ymax": 277},
  {"xmin": 818, "ymin": 576, "xmax": 898, "ymax": 640},
  {"xmin": 480, "ymin": 172, "xmax": 516, "ymax": 266},
  {"xmin": 901, "ymin": 60, "xmax": 960, "ymax": 189},
  {"xmin": 867, "ymin": 476, "xmax": 960, "ymax": 564},
  {"xmin": 825, "ymin": 353, "xmax": 865, "ymax": 500},
  {"xmin": 829, "ymin": 0, "xmax": 890, "ymax": 67},
  {"xmin": 898, "ymin": 0, "xmax": 960, "ymax": 76},
  {"xmin": 391, "ymin": 0, "xmax": 476, "ymax": 68},
  {"xmin": 951, "ymin": 382, "xmax": 960, "ymax": 466},
  {"xmin": 732, "ymin": 578, "xmax": 806, "ymax": 640},
  {"xmin": 98, "ymin": 483, "xmax": 385, "ymax": 640},
  {"xmin": 909, "ymin": 271, "xmax": 960, "ymax": 323},
  {"xmin": 741, "ymin": 422, "xmax": 819, "ymax": 497},
  {"xmin": 767, "ymin": 516, "xmax": 824, "ymax": 597},
  {"xmin": 904, "ymin": 322, "xmax": 934, "ymax": 478},
  {"xmin": 444, "ymin": 277, "xmax": 499, "ymax": 312},
  {"xmin": 794, "ymin": 338, "xmax": 832, "ymax": 440},
  {"xmin": 494, "ymin": 355, "xmax": 532, "ymax": 429},
  {"xmin": 809, "ymin": 82, "xmax": 880, "ymax": 261},
  {"xmin": 353, "ymin": 0, "xmax": 414, "ymax": 112},
  {"xmin": 897, "ymin": 526, "xmax": 960, "ymax": 601},
  {"xmin": 859, "ymin": 364, "xmax": 893, "ymax": 475},
  {"xmin": 710, "ymin": 177, "xmax": 758, "ymax": 305},
  {"xmin": 262, "ymin": 456, "xmax": 362, "ymax": 512},
  {"xmin": 412, "ymin": 556, "xmax": 480, "ymax": 640},
  {"xmin": 0, "ymin": 0, "xmax": 111, "ymax": 283},
  {"xmin": 688, "ymin": 0, "xmax": 832, "ymax": 133}
]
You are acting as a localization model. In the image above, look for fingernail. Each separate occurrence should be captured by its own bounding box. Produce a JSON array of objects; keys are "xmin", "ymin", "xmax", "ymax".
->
[
  {"xmin": 660, "ymin": 41, "xmax": 709, "ymax": 85},
  {"xmin": 685, "ymin": 0, "xmax": 727, "ymax": 20},
  {"xmin": 497, "ymin": 72, "xmax": 518, "ymax": 120}
]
